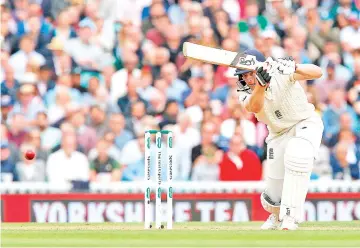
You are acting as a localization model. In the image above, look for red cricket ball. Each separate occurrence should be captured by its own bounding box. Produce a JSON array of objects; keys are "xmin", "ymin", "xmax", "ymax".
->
[{"xmin": 25, "ymin": 150, "xmax": 36, "ymax": 160}]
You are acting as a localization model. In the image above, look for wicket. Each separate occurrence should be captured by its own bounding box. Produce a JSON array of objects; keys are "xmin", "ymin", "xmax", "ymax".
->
[{"xmin": 144, "ymin": 130, "xmax": 173, "ymax": 229}]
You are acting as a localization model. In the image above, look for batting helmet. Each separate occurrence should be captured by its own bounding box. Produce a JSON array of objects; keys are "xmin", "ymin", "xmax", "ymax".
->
[{"xmin": 234, "ymin": 49, "xmax": 266, "ymax": 76}]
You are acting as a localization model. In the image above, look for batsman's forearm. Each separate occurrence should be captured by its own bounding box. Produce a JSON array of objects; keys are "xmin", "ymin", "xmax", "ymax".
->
[
  {"xmin": 245, "ymin": 85, "xmax": 266, "ymax": 113},
  {"xmin": 295, "ymin": 64, "xmax": 323, "ymax": 79}
]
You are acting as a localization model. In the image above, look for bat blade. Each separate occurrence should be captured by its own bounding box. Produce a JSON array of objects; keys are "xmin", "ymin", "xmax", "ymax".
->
[{"xmin": 182, "ymin": 42, "xmax": 259, "ymax": 70}]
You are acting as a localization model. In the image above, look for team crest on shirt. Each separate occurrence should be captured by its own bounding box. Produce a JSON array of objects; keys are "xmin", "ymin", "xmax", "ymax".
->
[{"xmin": 274, "ymin": 110, "xmax": 283, "ymax": 119}]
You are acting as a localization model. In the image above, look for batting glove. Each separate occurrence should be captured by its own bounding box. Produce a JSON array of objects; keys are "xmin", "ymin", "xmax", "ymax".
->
[
  {"xmin": 277, "ymin": 56, "xmax": 296, "ymax": 75},
  {"xmin": 256, "ymin": 66, "xmax": 271, "ymax": 87}
]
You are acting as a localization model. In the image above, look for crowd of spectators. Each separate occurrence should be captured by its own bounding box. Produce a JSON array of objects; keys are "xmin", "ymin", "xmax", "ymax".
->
[{"xmin": 1, "ymin": 0, "xmax": 360, "ymax": 185}]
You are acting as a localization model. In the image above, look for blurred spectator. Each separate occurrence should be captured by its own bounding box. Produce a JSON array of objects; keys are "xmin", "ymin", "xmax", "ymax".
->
[
  {"xmin": 185, "ymin": 91, "xmax": 211, "ymax": 127},
  {"xmin": 307, "ymin": 8, "xmax": 340, "ymax": 53},
  {"xmin": 88, "ymin": 131, "xmax": 122, "ymax": 163},
  {"xmin": 108, "ymin": 113, "xmax": 134, "ymax": 150},
  {"xmin": 212, "ymin": 67, "xmax": 238, "ymax": 103},
  {"xmin": 220, "ymin": 103, "xmax": 257, "ymax": 147},
  {"xmin": 214, "ymin": 39, "xmax": 238, "ymax": 88},
  {"xmin": 142, "ymin": 2, "xmax": 165, "ymax": 34},
  {"xmin": 161, "ymin": 63, "xmax": 189, "ymax": 103},
  {"xmin": 117, "ymin": 76, "xmax": 148, "ymax": 118},
  {"xmin": 68, "ymin": 107, "xmax": 97, "ymax": 155},
  {"xmin": 8, "ymin": 78, "xmax": 46, "ymax": 125},
  {"xmin": 159, "ymin": 100, "xmax": 179, "ymax": 129},
  {"xmin": 144, "ymin": 87, "xmax": 167, "ymax": 116},
  {"xmin": 45, "ymin": 74, "xmax": 81, "ymax": 107},
  {"xmin": 162, "ymin": 25, "xmax": 183, "ymax": 64},
  {"xmin": 120, "ymin": 131, "xmax": 146, "ymax": 169},
  {"xmin": 0, "ymin": 51, "xmax": 10, "ymax": 83},
  {"xmin": 325, "ymin": 112, "xmax": 360, "ymax": 147},
  {"xmin": 1, "ymin": 66, "xmax": 20, "ymax": 99},
  {"xmin": 7, "ymin": 112, "xmax": 27, "ymax": 147},
  {"xmin": 51, "ymin": 122, "xmax": 84, "ymax": 154},
  {"xmin": 168, "ymin": 0, "xmax": 190, "ymax": 26},
  {"xmin": 339, "ymin": 128, "xmax": 360, "ymax": 147},
  {"xmin": 11, "ymin": 0, "xmax": 29, "ymax": 23},
  {"xmin": 138, "ymin": 67, "xmax": 156, "ymax": 96},
  {"xmin": 145, "ymin": 3, "xmax": 171, "ymax": 46},
  {"xmin": 199, "ymin": 27, "xmax": 219, "ymax": 48},
  {"xmin": 70, "ymin": 67, "xmax": 87, "ymax": 93},
  {"xmin": 36, "ymin": 112, "xmax": 62, "ymax": 152},
  {"xmin": 90, "ymin": 139, "xmax": 121, "ymax": 182},
  {"xmin": 16, "ymin": 143, "xmax": 46, "ymax": 182},
  {"xmin": 37, "ymin": 64, "xmax": 56, "ymax": 97},
  {"xmin": 101, "ymin": 65, "xmax": 115, "ymax": 92},
  {"xmin": 17, "ymin": 2, "xmax": 52, "ymax": 36},
  {"xmin": 9, "ymin": 35, "xmax": 45, "ymax": 80},
  {"xmin": 0, "ymin": 141, "xmax": 18, "ymax": 182},
  {"xmin": 190, "ymin": 122, "xmax": 223, "ymax": 181},
  {"xmin": 213, "ymin": 9, "xmax": 232, "ymax": 42},
  {"xmin": 121, "ymin": 132, "xmax": 146, "ymax": 181},
  {"xmin": 314, "ymin": 61, "xmax": 347, "ymax": 104},
  {"xmin": 240, "ymin": 17, "xmax": 260, "ymax": 49},
  {"xmin": 219, "ymin": 135, "xmax": 262, "ymax": 181},
  {"xmin": 289, "ymin": 26, "xmax": 312, "ymax": 64},
  {"xmin": 319, "ymin": 48, "xmax": 352, "ymax": 82},
  {"xmin": 113, "ymin": 21, "xmax": 142, "ymax": 70},
  {"xmin": 312, "ymin": 143, "xmax": 332, "ymax": 179},
  {"xmin": 346, "ymin": 58, "xmax": 360, "ymax": 103},
  {"xmin": 1, "ymin": 95, "xmax": 15, "ymax": 122},
  {"xmin": 47, "ymin": 86, "xmax": 73, "ymax": 125},
  {"xmin": 183, "ymin": 75, "xmax": 206, "ymax": 108},
  {"xmin": 46, "ymin": 37, "xmax": 73, "ymax": 76},
  {"xmin": 24, "ymin": 15, "xmax": 52, "ymax": 56},
  {"xmin": 87, "ymin": 104, "xmax": 109, "ymax": 138},
  {"xmin": 173, "ymin": 112, "xmax": 201, "ymax": 180},
  {"xmin": 1, "ymin": 8, "xmax": 18, "ymax": 54},
  {"xmin": 47, "ymin": 133, "xmax": 90, "ymax": 183},
  {"xmin": 261, "ymin": 29, "xmax": 285, "ymax": 58},
  {"xmin": 125, "ymin": 101, "xmax": 148, "ymax": 135},
  {"xmin": 184, "ymin": 15, "xmax": 202, "ymax": 41},
  {"xmin": 331, "ymin": 141, "xmax": 360, "ymax": 180},
  {"xmin": 203, "ymin": 0, "xmax": 231, "ymax": 29},
  {"xmin": 66, "ymin": 4, "xmax": 82, "ymax": 28},
  {"xmin": 50, "ymin": 1, "xmax": 72, "ymax": 21},
  {"xmin": 149, "ymin": 47, "xmax": 171, "ymax": 79},
  {"xmin": 115, "ymin": 0, "xmax": 150, "ymax": 27},
  {"xmin": 0, "ymin": 123, "xmax": 20, "ymax": 163},
  {"xmin": 322, "ymin": 88, "xmax": 359, "ymax": 142},
  {"xmin": 82, "ymin": 76, "xmax": 101, "ymax": 105},
  {"xmin": 24, "ymin": 128, "xmax": 49, "ymax": 162},
  {"xmin": 83, "ymin": 2, "xmax": 116, "ymax": 52},
  {"xmin": 64, "ymin": 19, "xmax": 110, "ymax": 71},
  {"xmin": 51, "ymin": 8, "xmax": 77, "ymax": 42},
  {"xmin": 111, "ymin": 52, "xmax": 141, "ymax": 103}
]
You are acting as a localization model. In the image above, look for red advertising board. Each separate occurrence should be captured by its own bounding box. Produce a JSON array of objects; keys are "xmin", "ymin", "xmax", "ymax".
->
[{"xmin": 1, "ymin": 193, "xmax": 360, "ymax": 222}]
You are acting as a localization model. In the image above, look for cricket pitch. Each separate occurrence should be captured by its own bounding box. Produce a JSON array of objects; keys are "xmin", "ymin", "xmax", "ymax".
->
[{"xmin": 2, "ymin": 221, "xmax": 360, "ymax": 247}]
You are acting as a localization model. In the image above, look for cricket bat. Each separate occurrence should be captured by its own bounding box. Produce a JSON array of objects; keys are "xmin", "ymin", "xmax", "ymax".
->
[{"xmin": 182, "ymin": 42, "xmax": 261, "ymax": 70}]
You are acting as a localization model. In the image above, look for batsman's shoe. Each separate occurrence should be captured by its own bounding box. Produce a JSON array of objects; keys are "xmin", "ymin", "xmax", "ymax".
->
[
  {"xmin": 261, "ymin": 214, "xmax": 280, "ymax": 230},
  {"xmin": 280, "ymin": 215, "xmax": 298, "ymax": 230}
]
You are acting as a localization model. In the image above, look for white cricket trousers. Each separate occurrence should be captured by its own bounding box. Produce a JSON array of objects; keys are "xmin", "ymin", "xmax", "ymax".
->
[{"xmin": 264, "ymin": 114, "xmax": 324, "ymax": 203}]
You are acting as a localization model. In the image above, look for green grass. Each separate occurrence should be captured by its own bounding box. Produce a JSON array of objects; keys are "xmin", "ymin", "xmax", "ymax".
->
[{"xmin": 2, "ymin": 222, "xmax": 360, "ymax": 247}]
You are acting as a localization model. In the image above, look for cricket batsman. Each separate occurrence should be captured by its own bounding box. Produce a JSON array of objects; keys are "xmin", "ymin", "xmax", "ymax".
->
[{"xmin": 235, "ymin": 50, "xmax": 324, "ymax": 230}]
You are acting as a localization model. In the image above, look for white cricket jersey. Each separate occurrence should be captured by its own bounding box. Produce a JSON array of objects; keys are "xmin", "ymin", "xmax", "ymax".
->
[{"xmin": 239, "ymin": 73, "xmax": 316, "ymax": 136}]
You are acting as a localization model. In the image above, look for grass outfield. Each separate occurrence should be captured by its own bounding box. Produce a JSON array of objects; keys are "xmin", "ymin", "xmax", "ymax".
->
[{"xmin": 1, "ymin": 222, "xmax": 360, "ymax": 247}]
